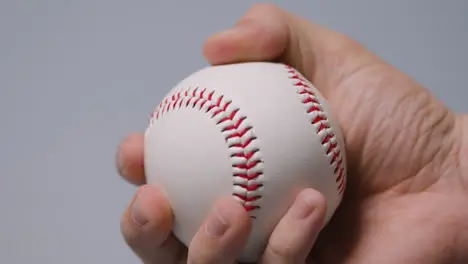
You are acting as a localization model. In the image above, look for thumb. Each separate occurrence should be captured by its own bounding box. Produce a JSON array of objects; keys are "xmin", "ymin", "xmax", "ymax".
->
[
  {"xmin": 202, "ymin": 3, "xmax": 382, "ymax": 99},
  {"xmin": 203, "ymin": 3, "xmax": 459, "ymax": 196}
]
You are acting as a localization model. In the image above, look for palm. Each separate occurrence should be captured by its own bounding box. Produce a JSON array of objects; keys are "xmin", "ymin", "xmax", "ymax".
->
[
  {"xmin": 295, "ymin": 63, "xmax": 468, "ymax": 263},
  {"xmin": 116, "ymin": 5, "xmax": 468, "ymax": 263}
]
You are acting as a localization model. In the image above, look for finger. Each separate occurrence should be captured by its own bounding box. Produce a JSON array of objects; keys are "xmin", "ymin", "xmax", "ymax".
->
[
  {"xmin": 201, "ymin": 3, "xmax": 457, "ymax": 191},
  {"xmin": 187, "ymin": 197, "xmax": 252, "ymax": 264},
  {"xmin": 116, "ymin": 133, "xmax": 146, "ymax": 185},
  {"xmin": 202, "ymin": 3, "xmax": 383, "ymax": 98},
  {"xmin": 121, "ymin": 184, "xmax": 184, "ymax": 264},
  {"xmin": 202, "ymin": 3, "xmax": 288, "ymax": 65},
  {"xmin": 261, "ymin": 189, "xmax": 327, "ymax": 264}
]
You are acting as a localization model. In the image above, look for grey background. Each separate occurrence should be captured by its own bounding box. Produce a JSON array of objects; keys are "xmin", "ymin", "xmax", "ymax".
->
[{"xmin": 1, "ymin": 0, "xmax": 467, "ymax": 263}]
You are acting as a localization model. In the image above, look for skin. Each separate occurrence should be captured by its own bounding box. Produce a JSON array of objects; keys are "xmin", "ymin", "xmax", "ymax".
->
[{"xmin": 115, "ymin": 4, "xmax": 468, "ymax": 264}]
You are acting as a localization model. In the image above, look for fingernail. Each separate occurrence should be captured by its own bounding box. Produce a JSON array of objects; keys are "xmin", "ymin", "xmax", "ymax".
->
[
  {"xmin": 116, "ymin": 148, "xmax": 127, "ymax": 177},
  {"xmin": 290, "ymin": 190, "xmax": 316, "ymax": 219},
  {"xmin": 205, "ymin": 205, "xmax": 229, "ymax": 237},
  {"xmin": 131, "ymin": 195, "xmax": 148, "ymax": 226}
]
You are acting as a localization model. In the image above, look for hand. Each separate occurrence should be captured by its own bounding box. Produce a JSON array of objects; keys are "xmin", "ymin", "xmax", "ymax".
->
[{"xmin": 116, "ymin": 3, "xmax": 468, "ymax": 264}]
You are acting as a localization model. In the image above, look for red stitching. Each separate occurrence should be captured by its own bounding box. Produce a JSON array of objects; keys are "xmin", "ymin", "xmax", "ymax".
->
[
  {"xmin": 149, "ymin": 65, "xmax": 345, "ymax": 215},
  {"xmin": 149, "ymin": 87, "xmax": 264, "ymax": 216},
  {"xmin": 286, "ymin": 65, "xmax": 347, "ymax": 197}
]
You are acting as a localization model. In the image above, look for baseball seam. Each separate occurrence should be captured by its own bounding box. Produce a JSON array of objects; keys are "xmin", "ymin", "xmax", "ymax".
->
[
  {"xmin": 286, "ymin": 65, "xmax": 346, "ymax": 198},
  {"xmin": 148, "ymin": 64, "xmax": 346, "ymax": 217},
  {"xmin": 149, "ymin": 86, "xmax": 264, "ymax": 217}
]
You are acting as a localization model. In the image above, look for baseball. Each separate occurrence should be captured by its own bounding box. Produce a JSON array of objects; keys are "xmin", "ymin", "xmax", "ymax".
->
[{"xmin": 144, "ymin": 62, "xmax": 347, "ymax": 262}]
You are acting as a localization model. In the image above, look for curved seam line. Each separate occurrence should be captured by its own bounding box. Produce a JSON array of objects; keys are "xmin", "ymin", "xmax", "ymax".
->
[
  {"xmin": 286, "ymin": 65, "xmax": 347, "ymax": 199},
  {"xmin": 149, "ymin": 86, "xmax": 264, "ymax": 218}
]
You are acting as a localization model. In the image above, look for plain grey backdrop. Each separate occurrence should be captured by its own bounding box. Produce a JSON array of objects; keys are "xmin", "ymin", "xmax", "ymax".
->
[{"xmin": 1, "ymin": 0, "xmax": 467, "ymax": 263}]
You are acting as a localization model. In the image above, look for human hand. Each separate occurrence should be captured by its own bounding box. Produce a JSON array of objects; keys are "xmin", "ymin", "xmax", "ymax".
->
[{"xmin": 116, "ymin": 4, "xmax": 468, "ymax": 263}]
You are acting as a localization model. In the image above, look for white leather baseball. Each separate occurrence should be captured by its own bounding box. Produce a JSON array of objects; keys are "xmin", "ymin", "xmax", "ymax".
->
[{"xmin": 144, "ymin": 62, "xmax": 347, "ymax": 262}]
